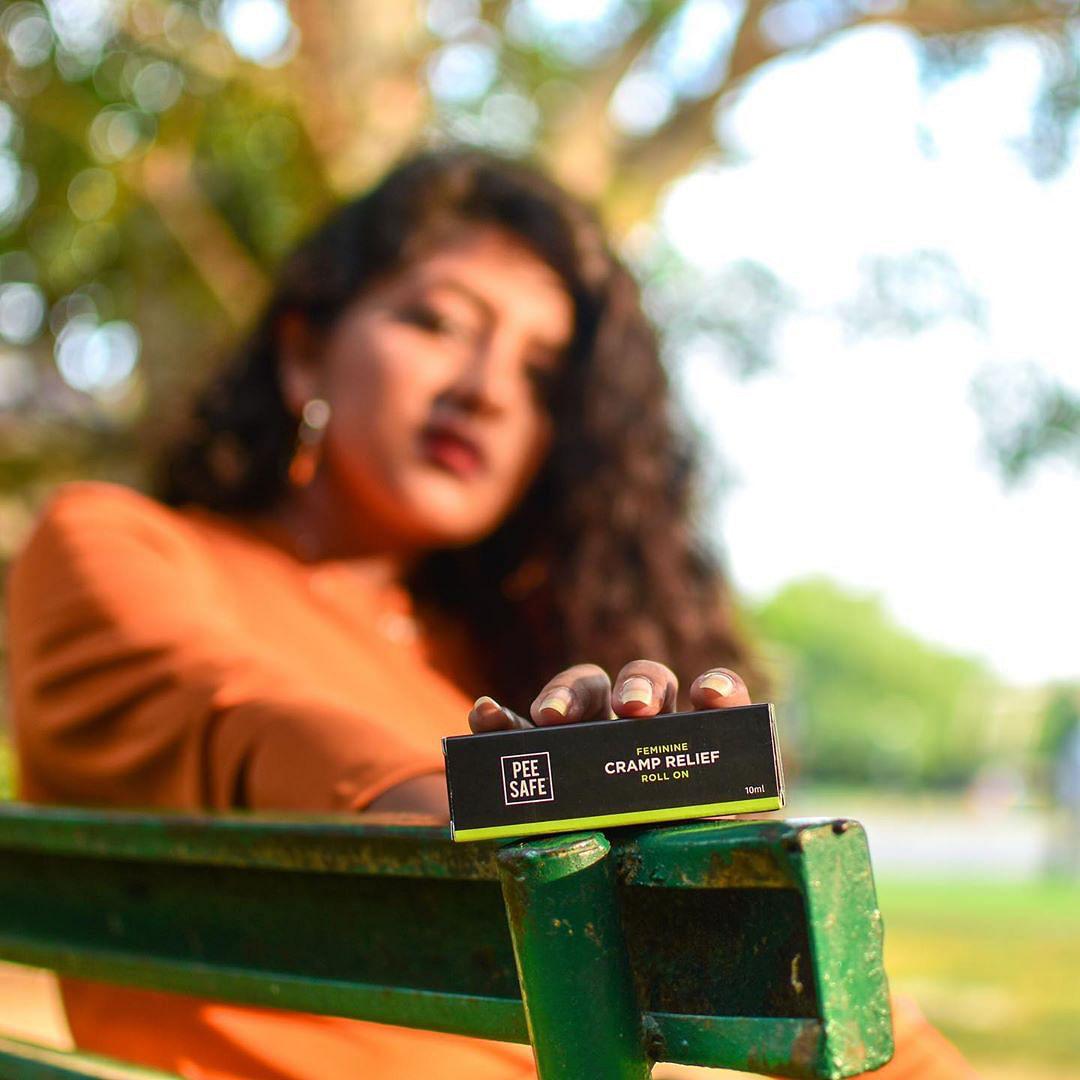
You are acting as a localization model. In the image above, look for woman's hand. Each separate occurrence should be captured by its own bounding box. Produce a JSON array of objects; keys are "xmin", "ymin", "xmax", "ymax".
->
[
  {"xmin": 468, "ymin": 661, "xmax": 752, "ymax": 733},
  {"xmin": 370, "ymin": 662, "xmax": 752, "ymax": 820}
]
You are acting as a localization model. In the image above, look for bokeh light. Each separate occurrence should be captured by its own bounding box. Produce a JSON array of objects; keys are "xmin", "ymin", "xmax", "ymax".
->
[
  {"xmin": 1, "ymin": 3, "xmax": 54, "ymax": 68},
  {"xmin": 0, "ymin": 282, "xmax": 46, "ymax": 345},
  {"xmin": 610, "ymin": 71, "xmax": 675, "ymax": 136},
  {"xmin": 427, "ymin": 41, "xmax": 498, "ymax": 103},
  {"xmin": 508, "ymin": 0, "xmax": 640, "ymax": 64},
  {"xmin": 0, "ymin": 153, "xmax": 22, "ymax": 218},
  {"xmin": 49, "ymin": 291, "xmax": 97, "ymax": 337},
  {"xmin": 654, "ymin": 0, "xmax": 738, "ymax": 97},
  {"xmin": 426, "ymin": 0, "xmax": 480, "ymax": 39},
  {"xmin": 42, "ymin": 0, "xmax": 116, "ymax": 60},
  {"xmin": 88, "ymin": 106, "xmax": 154, "ymax": 162},
  {"xmin": 519, "ymin": 0, "xmax": 621, "ymax": 25},
  {"xmin": 131, "ymin": 60, "xmax": 184, "ymax": 113},
  {"xmin": 67, "ymin": 167, "xmax": 117, "ymax": 222},
  {"xmin": 478, "ymin": 92, "xmax": 539, "ymax": 153},
  {"xmin": 54, "ymin": 315, "xmax": 139, "ymax": 394},
  {"xmin": 0, "ymin": 103, "xmax": 16, "ymax": 147},
  {"xmin": 220, "ymin": 0, "xmax": 294, "ymax": 65}
]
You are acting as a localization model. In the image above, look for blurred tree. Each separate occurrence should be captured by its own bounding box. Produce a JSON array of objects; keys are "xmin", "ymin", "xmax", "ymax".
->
[
  {"xmin": 1040, "ymin": 683, "xmax": 1080, "ymax": 755},
  {"xmin": 972, "ymin": 365, "xmax": 1080, "ymax": 483},
  {"xmin": 754, "ymin": 577, "xmax": 998, "ymax": 787},
  {"xmin": 0, "ymin": 0, "xmax": 1077, "ymax": 512}
]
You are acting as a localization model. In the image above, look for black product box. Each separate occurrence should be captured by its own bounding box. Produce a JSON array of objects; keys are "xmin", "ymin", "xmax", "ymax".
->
[{"xmin": 442, "ymin": 702, "xmax": 784, "ymax": 842}]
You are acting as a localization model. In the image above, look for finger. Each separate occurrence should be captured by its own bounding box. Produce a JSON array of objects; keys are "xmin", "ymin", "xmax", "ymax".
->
[
  {"xmin": 529, "ymin": 664, "xmax": 611, "ymax": 726},
  {"xmin": 688, "ymin": 668, "xmax": 752, "ymax": 711},
  {"xmin": 611, "ymin": 659, "xmax": 678, "ymax": 718},
  {"xmin": 469, "ymin": 695, "xmax": 534, "ymax": 733}
]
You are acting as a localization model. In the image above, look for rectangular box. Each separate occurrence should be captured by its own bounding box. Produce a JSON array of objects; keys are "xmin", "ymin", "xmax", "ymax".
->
[{"xmin": 443, "ymin": 702, "xmax": 784, "ymax": 842}]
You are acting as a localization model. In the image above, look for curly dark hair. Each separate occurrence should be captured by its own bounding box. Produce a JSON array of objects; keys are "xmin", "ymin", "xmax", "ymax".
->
[{"xmin": 157, "ymin": 146, "xmax": 761, "ymax": 709}]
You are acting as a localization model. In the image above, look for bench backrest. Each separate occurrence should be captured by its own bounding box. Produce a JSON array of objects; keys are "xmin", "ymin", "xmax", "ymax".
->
[{"xmin": 0, "ymin": 806, "xmax": 893, "ymax": 1079}]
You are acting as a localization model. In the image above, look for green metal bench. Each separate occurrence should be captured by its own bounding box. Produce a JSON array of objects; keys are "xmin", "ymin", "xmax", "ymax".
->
[{"xmin": 0, "ymin": 805, "xmax": 893, "ymax": 1079}]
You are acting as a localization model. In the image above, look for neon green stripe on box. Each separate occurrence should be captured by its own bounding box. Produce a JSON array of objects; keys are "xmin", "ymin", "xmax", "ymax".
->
[{"xmin": 451, "ymin": 796, "xmax": 782, "ymax": 842}]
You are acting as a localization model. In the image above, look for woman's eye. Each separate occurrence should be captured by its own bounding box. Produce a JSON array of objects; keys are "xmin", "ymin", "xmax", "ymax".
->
[{"xmin": 400, "ymin": 304, "xmax": 473, "ymax": 341}]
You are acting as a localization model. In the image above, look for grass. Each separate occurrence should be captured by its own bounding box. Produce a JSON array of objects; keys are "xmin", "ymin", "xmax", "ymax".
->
[
  {"xmin": 877, "ymin": 876, "xmax": 1080, "ymax": 1077},
  {"xmin": 788, "ymin": 783, "xmax": 1080, "ymax": 1075}
]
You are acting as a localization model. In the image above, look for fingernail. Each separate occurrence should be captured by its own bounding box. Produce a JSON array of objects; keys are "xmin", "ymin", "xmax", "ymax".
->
[
  {"xmin": 619, "ymin": 676, "xmax": 653, "ymax": 706},
  {"xmin": 539, "ymin": 687, "xmax": 573, "ymax": 716},
  {"xmin": 473, "ymin": 695, "xmax": 500, "ymax": 711},
  {"xmin": 701, "ymin": 672, "xmax": 736, "ymax": 697}
]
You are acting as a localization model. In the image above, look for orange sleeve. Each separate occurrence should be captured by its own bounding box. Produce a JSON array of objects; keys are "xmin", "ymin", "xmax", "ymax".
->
[
  {"xmin": 7, "ymin": 484, "xmax": 444, "ymax": 813},
  {"xmin": 861, "ymin": 993, "xmax": 978, "ymax": 1079}
]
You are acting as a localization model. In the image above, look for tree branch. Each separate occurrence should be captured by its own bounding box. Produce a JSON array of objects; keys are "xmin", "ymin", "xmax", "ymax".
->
[
  {"xmin": 865, "ymin": 0, "xmax": 1064, "ymax": 37},
  {"xmin": 288, "ymin": 0, "xmax": 431, "ymax": 193},
  {"xmin": 21, "ymin": 80, "xmax": 268, "ymax": 327},
  {"xmin": 605, "ymin": 0, "xmax": 1069, "ymax": 230},
  {"xmin": 125, "ymin": 145, "xmax": 269, "ymax": 326},
  {"xmin": 539, "ymin": 2, "xmax": 682, "ymax": 197}
]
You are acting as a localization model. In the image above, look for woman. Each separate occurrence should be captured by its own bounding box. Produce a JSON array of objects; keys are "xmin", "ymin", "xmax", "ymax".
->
[{"xmin": 7, "ymin": 147, "xmax": 972, "ymax": 1078}]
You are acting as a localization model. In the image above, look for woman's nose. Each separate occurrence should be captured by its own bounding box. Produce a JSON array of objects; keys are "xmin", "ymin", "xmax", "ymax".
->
[{"xmin": 443, "ymin": 333, "xmax": 517, "ymax": 412}]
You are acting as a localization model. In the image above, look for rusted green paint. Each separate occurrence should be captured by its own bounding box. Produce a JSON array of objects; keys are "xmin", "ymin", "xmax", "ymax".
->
[
  {"xmin": 0, "ymin": 805, "xmax": 893, "ymax": 1077},
  {"xmin": 497, "ymin": 833, "xmax": 651, "ymax": 1080},
  {"xmin": 625, "ymin": 819, "xmax": 894, "ymax": 1077},
  {"xmin": 651, "ymin": 1016, "xmax": 826, "ymax": 1077},
  {"xmin": 782, "ymin": 820, "xmax": 894, "ymax": 1077},
  {"xmin": 0, "ymin": 805, "xmax": 496, "ymax": 880},
  {"xmin": 0, "ymin": 842, "xmax": 524, "ymax": 1040},
  {"xmin": 0, "ymin": 1035, "xmax": 177, "ymax": 1079},
  {"xmin": 613, "ymin": 818, "xmax": 807, "ymax": 889}
]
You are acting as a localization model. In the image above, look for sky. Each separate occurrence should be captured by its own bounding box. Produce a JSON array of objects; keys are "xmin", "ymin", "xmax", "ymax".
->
[{"xmin": 658, "ymin": 24, "xmax": 1080, "ymax": 686}]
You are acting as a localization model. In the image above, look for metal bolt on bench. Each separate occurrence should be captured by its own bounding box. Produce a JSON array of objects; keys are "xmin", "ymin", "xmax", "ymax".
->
[{"xmin": 0, "ymin": 806, "xmax": 893, "ymax": 1079}]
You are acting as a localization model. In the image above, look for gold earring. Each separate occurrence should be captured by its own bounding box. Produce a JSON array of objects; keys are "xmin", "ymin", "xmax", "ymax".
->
[{"xmin": 288, "ymin": 398, "xmax": 331, "ymax": 488}]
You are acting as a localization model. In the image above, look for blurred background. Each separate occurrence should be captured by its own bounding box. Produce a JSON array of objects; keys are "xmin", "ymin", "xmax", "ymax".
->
[{"xmin": 0, "ymin": 1, "xmax": 1078, "ymax": 1076}]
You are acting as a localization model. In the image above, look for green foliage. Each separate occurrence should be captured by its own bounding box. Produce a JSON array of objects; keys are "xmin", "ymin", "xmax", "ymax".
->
[
  {"xmin": 1039, "ymin": 684, "xmax": 1080, "ymax": 754},
  {"xmin": 0, "ymin": 0, "xmax": 1076, "ymax": 511},
  {"xmin": 754, "ymin": 577, "xmax": 997, "ymax": 787},
  {"xmin": 973, "ymin": 366, "xmax": 1080, "ymax": 483}
]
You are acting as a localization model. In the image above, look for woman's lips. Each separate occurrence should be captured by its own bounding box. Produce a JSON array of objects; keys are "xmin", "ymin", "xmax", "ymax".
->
[{"xmin": 420, "ymin": 426, "xmax": 485, "ymax": 477}]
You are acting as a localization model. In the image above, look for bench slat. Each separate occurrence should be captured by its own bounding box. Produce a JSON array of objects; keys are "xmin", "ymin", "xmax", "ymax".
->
[
  {"xmin": 0, "ymin": 1036, "xmax": 177, "ymax": 1080},
  {"xmin": 0, "ymin": 807, "xmax": 499, "ymax": 880},
  {"xmin": 0, "ymin": 806, "xmax": 893, "ymax": 1078}
]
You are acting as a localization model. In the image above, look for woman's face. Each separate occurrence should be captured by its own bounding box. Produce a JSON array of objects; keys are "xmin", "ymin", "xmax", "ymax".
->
[{"xmin": 280, "ymin": 225, "xmax": 575, "ymax": 552}]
